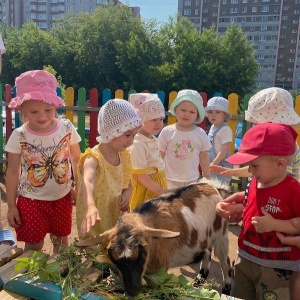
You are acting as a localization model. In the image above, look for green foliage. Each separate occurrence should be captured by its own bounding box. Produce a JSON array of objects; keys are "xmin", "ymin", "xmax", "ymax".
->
[
  {"xmin": 0, "ymin": 6, "xmax": 259, "ymax": 99},
  {"xmin": 13, "ymin": 244, "xmax": 221, "ymax": 300}
]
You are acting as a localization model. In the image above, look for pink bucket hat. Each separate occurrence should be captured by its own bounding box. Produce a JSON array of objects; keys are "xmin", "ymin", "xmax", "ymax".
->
[
  {"xmin": 9, "ymin": 70, "xmax": 65, "ymax": 109},
  {"xmin": 129, "ymin": 93, "xmax": 165, "ymax": 122}
]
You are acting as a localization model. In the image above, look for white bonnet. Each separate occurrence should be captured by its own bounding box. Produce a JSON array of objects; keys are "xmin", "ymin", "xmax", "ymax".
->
[
  {"xmin": 245, "ymin": 87, "xmax": 300, "ymax": 125},
  {"xmin": 129, "ymin": 93, "xmax": 165, "ymax": 122},
  {"xmin": 97, "ymin": 99, "xmax": 142, "ymax": 144}
]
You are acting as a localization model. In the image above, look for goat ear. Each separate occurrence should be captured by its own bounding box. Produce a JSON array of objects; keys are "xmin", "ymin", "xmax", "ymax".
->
[
  {"xmin": 75, "ymin": 228, "xmax": 113, "ymax": 247},
  {"xmin": 145, "ymin": 227, "xmax": 180, "ymax": 239}
]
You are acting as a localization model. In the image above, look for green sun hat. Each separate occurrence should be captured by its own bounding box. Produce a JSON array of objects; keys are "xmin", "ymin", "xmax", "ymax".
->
[{"xmin": 169, "ymin": 89, "xmax": 205, "ymax": 123}]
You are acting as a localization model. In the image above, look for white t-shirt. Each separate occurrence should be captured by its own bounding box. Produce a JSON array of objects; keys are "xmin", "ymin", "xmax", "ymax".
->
[
  {"xmin": 130, "ymin": 133, "xmax": 165, "ymax": 174},
  {"xmin": 5, "ymin": 118, "xmax": 81, "ymax": 201},
  {"xmin": 158, "ymin": 124, "xmax": 211, "ymax": 182}
]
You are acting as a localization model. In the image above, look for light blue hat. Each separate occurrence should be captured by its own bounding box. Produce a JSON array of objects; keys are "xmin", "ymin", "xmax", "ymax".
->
[
  {"xmin": 205, "ymin": 96, "xmax": 231, "ymax": 119},
  {"xmin": 169, "ymin": 89, "xmax": 205, "ymax": 123}
]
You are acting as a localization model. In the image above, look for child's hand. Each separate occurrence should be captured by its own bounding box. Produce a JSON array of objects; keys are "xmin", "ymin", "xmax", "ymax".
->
[
  {"xmin": 7, "ymin": 205, "xmax": 21, "ymax": 228},
  {"xmin": 209, "ymin": 165, "xmax": 232, "ymax": 176},
  {"xmin": 70, "ymin": 188, "xmax": 76, "ymax": 206},
  {"xmin": 276, "ymin": 219, "xmax": 300, "ymax": 248},
  {"xmin": 251, "ymin": 207, "xmax": 275, "ymax": 233},
  {"xmin": 81, "ymin": 205, "xmax": 102, "ymax": 234},
  {"xmin": 119, "ymin": 189, "xmax": 130, "ymax": 212},
  {"xmin": 216, "ymin": 191, "xmax": 244, "ymax": 223}
]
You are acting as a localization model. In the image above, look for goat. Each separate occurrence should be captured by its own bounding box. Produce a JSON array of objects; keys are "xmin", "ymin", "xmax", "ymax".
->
[{"xmin": 76, "ymin": 180, "xmax": 232, "ymax": 297}]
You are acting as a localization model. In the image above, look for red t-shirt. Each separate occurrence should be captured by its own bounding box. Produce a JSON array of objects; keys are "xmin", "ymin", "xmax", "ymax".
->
[{"xmin": 238, "ymin": 175, "xmax": 300, "ymax": 270}]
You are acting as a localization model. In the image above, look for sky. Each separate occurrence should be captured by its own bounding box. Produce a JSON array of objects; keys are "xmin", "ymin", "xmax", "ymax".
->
[{"xmin": 128, "ymin": 0, "xmax": 178, "ymax": 25}]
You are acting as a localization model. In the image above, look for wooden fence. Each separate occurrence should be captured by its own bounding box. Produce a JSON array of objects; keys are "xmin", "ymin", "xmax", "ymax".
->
[{"xmin": 1, "ymin": 85, "xmax": 300, "ymax": 174}]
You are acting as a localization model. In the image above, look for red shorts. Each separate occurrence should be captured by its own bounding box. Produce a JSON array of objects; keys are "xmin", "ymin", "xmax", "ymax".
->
[{"xmin": 16, "ymin": 192, "xmax": 72, "ymax": 244}]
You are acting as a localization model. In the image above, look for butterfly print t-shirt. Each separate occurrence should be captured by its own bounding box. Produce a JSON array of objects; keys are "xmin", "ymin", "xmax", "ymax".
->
[{"xmin": 5, "ymin": 118, "xmax": 81, "ymax": 201}]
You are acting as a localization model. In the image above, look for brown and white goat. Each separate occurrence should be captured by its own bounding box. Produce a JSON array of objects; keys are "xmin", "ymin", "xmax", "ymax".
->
[{"xmin": 76, "ymin": 181, "xmax": 232, "ymax": 297}]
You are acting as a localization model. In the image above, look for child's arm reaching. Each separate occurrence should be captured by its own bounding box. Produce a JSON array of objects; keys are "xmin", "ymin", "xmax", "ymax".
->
[
  {"xmin": 216, "ymin": 191, "xmax": 245, "ymax": 223},
  {"xmin": 80, "ymin": 155, "xmax": 101, "ymax": 234},
  {"xmin": 209, "ymin": 165, "xmax": 252, "ymax": 177},
  {"xmin": 276, "ymin": 218, "xmax": 300, "ymax": 248},
  {"xmin": 252, "ymin": 207, "xmax": 300, "ymax": 235},
  {"xmin": 135, "ymin": 174, "xmax": 168, "ymax": 196},
  {"xmin": 210, "ymin": 142, "xmax": 231, "ymax": 166}
]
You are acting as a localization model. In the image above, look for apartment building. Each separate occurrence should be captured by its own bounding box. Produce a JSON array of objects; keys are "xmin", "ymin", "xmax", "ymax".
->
[
  {"xmin": 0, "ymin": 0, "xmax": 140, "ymax": 31},
  {"xmin": 178, "ymin": 0, "xmax": 300, "ymax": 90}
]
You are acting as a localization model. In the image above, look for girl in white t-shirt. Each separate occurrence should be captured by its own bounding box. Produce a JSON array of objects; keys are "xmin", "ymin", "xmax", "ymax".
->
[
  {"xmin": 5, "ymin": 70, "xmax": 81, "ymax": 254},
  {"xmin": 158, "ymin": 89, "xmax": 211, "ymax": 189},
  {"xmin": 205, "ymin": 96, "xmax": 233, "ymax": 185},
  {"xmin": 129, "ymin": 93, "xmax": 168, "ymax": 211}
]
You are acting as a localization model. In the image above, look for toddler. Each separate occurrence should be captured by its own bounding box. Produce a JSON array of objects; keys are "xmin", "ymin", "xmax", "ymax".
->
[
  {"xmin": 76, "ymin": 99, "xmax": 142, "ymax": 241},
  {"xmin": 158, "ymin": 89, "xmax": 211, "ymax": 189},
  {"xmin": 205, "ymin": 96, "xmax": 232, "ymax": 185},
  {"xmin": 129, "ymin": 93, "xmax": 168, "ymax": 210},
  {"xmin": 5, "ymin": 70, "xmax": 81, "ymax": 253}
]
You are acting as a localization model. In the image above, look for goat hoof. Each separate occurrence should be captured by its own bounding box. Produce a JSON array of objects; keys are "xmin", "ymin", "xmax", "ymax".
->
[{"xmin": 221, "ymin": 284, "xmax": 232, "ymax": 295}]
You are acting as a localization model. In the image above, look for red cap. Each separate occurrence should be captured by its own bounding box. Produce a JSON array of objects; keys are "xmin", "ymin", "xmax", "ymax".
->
[{"xmin": 226, "ymin": 122, "xmax": 297, "ymax": 165}]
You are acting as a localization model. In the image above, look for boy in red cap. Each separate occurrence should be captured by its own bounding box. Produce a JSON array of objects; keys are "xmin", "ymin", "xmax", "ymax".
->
[{"xmin": 218, "ymin": 122, "xmax": 300, "ymax": 299}]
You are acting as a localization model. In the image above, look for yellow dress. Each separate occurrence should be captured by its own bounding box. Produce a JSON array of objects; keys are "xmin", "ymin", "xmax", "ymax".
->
[
  {"xmin": 129, "ymin": 133, "xmax": 167, "ymax": 211},
  {"xmin": 76, "ymin": 146, "xmax": 131, "ymax": 241}
]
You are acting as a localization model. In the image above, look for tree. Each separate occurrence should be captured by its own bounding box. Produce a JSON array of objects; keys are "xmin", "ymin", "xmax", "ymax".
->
[
  {"xmin": 218, "ymin": 23, "xmax": 259, "ymax": 97},
  {"xmin": 0, "ymin": 22, "xmax": 60, "ymax": 85}
]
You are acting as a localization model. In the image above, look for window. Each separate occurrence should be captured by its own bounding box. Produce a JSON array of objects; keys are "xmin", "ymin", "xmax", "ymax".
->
[
  {"xmin": 274, "ymin": 5, "xmax": 279, "ymax": 12},
  {"xmin": 231, "ymin": 0, "xmax": 238, "ymax": 3},
  {"xmin": 252, "ymin": 7, "xmax": 257, "ymax": 12},
  {"xmin": 293, "ymin": 20, "xmax": 299, "ymax": 24},
  {"xmin": 242, "ymin": 0, "xmax": 247, "ymax": 2},
  {"xmin": 260, "ymin": 26, "xmax": 267, "ymax": 31},
  {"xmin": 259, "ymin": 35, "xmax": 266, "ymax": 41},
  {"xmin": 242, "ymin": 7, "xmax": 247, "ymax": 13},
  {"xmin": 195, "ymin": 9, "xmax": 199, "ymax": 15},
  {"xmin": 184, "ymin": 9, "xmax": 191, "ymax": 15},
  {"xmin": 261, "ymin": 6, "xmax": 269, "ymax": 12},
  {"xmin": 230, "ymin": 8, "xmax": 238, "ymax": 13},
  {"xmin": 184, "ymin": 0, "xmax": 191, "ymax": 6}
]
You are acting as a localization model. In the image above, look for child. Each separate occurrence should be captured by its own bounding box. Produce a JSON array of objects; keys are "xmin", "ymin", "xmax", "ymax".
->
[
  {"xmin": 217, "ymin": 122, "xmax": 300, "ymax": 300},
  {"xmin": 5, "ymin": 70, "xmax": 81, "ymax": 253},
  {"xmin": 205, "ymin": 96, "xmax": 232, "ymax": 185},
  {"xmin": 129, "ymin": 93, "xmax": 168, "ymax": 211},
  {"xmin": 76, "ymin": 99, "xmax": 142, "ymax": 241},
  {"xmin": 210, "ymin": 87, "xmax": 300, "ymax": 180},
  {"xmin": 158, "ymin": 89, "xmax": 211, "ymax": 189}
]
